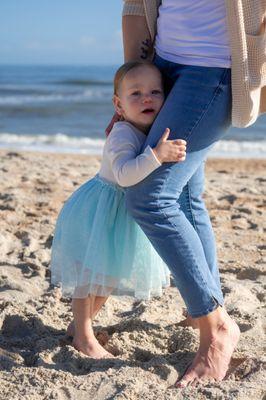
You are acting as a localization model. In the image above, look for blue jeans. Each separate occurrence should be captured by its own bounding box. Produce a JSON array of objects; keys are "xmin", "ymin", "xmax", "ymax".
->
[{"xmin": 125, "ymin": 54, "xmax": 232, "ymax": 318}]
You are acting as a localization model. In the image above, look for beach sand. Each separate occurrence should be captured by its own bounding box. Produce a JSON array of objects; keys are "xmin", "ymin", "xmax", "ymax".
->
[{"xmin": 0, "ymin": 150, "xmax": 265, "ymax": 400}]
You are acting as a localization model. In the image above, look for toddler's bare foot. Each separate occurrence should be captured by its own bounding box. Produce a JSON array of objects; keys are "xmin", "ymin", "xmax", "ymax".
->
[
  {"xmin": 73, "ymin": 335, "xmax": 115, "ymax": 359},
  {"xmin": 66, "ymin": 320, "xmax": 110, "ymax": 345},
  {"xmin": 66, "ymin": 320, "xmax": 75, "ymax": 337},
  {"xmin": 96, "ymin": 330, "xmax": 110, "ymax": 346},
  {"xmin": 176, "ymin": 316, "xmax": 240, "ymax": 387}
]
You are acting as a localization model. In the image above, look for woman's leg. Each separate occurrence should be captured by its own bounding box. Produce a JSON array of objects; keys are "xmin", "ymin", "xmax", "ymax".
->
[
  {"xmin": 127, "ymin": 149, "xmax": 224, "ymax": 315},
  {"xmin": 179, "ymin": 162, "xmax": 223, "ymax": 297},
  {"xmin": 126, "ymin": 62, "xmax": 231, "ymax": 315},
  {"xmin": 178, "ymin": 163, "xmax": 223, "ymax": 329},
  {"xmin": 125, "ymin": 62, "xmax": 240, "ymax": 384}
]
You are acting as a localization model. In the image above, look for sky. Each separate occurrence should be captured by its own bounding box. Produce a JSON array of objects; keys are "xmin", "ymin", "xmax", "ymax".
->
[{"xmin": 0, "ymin": 0, "xmax": 124, "ymax": 65}]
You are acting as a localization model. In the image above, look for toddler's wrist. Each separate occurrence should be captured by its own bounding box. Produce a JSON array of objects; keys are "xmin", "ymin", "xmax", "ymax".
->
[{"xmin": 152, "ymin": 147, "xmax": 163, "ymax": 163}]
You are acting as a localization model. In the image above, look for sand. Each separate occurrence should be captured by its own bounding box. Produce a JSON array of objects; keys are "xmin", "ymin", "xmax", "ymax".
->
[{"xmin": 0, "ymin": 149, "xmax": 265, "ymax": 400}]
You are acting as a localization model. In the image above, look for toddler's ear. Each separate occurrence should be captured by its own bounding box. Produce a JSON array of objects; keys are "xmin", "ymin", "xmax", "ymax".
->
[{"xmin": 113, "ymin": 95, "xmax": 123, "ymax": 116}]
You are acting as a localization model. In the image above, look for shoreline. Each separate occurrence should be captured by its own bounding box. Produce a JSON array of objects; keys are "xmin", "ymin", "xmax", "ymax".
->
[
  {"xmin": 1, "ymin": 148, "xmax": 265, "ymax": 159},
  {"xmin": 1, "ymin": 147, "xmax": 266, "ymax": 166},
  {"xmin": 0, "ymin": 136, "xmax": 265, "ymax": 159}
]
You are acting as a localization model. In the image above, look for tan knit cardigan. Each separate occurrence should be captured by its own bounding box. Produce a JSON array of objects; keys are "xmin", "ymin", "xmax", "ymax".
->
[{"xmin": 123, "ymin": 0, "xmax": 266, "ymax": 128}]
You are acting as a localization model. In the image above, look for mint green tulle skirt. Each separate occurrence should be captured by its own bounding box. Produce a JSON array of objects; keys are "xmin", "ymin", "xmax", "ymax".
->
[{"xmin": 50, "ymin": 174, "xmax": 170, "ymax": 300}]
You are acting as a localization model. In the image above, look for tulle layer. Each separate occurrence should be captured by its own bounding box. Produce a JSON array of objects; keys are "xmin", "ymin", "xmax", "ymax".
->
[{"xmin": 50, "ymin": 174, "xmax": 170, "ymax": 300}]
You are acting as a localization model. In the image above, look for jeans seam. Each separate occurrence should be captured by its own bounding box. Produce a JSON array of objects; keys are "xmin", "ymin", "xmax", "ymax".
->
[
  {"xmin": 186, "ymin": 181, "xmax": 224, "ymax": 309},
  {"xmin": 186, "ymin": 182, "xmax": 198, "ymax": 231}
]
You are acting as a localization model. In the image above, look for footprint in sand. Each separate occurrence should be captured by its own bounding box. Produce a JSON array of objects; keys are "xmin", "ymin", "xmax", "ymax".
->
[
  {"xmin": 0, "ymin": 193, "xmax": 16, "ymax": 211},
  {"xmin": 237, "ymin": 267, "xmax": 266, "ymax": 280},
  {"xmin": 218, "ymin": 194, "xmax": 237, "ymax": 204},
  {"xmin": 14, "ymin": 231, "xmax": 30, "ymax": 246}
]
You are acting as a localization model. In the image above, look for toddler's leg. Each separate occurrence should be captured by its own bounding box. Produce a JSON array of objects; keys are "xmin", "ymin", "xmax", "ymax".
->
[
  {"xmin": 72, "ymin": 295, "xmax": 114, "ymax": 358},
  {"xmin": 67, "ymin": 295, "xmax": 109, "ymax": 339}
]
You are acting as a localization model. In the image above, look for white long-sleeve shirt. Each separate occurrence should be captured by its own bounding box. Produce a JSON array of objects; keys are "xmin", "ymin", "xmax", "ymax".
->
[
  {"xmin": 98, "ymin": 121, "xmax": 161, "ymax": 187},
  {"xmin": 155, "ymin": 0, "xmax": 231, "ymax": 68}
]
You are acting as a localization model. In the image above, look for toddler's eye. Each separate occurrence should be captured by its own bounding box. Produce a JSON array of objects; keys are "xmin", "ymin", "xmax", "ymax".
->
[
  {"xmin": 152, "ymin": 90, "xmax": 162, "ymax": 95},
  {"xmin": 131, "ymin": 91, "xmax": 141, "ymax": 96}
]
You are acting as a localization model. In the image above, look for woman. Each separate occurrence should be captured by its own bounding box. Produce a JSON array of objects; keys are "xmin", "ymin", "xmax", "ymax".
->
[{"xmin": 120, "ymin": 0, "xmax": 266, "ymax": 387}]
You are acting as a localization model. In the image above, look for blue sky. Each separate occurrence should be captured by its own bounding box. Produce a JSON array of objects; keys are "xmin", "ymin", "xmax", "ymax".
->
[{"xmin": 0, "ymin": 0, "xmax": 124, "ymax": 65}]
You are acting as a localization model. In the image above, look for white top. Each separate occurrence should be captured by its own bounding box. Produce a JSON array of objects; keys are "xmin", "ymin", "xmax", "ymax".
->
[
  {"xmin": 155, "ymin": 0, "xmax": 231, "ymax": 68},
  {"xmin": 98, "ymin": 121, "xmax": 161, "ymax": 187}
]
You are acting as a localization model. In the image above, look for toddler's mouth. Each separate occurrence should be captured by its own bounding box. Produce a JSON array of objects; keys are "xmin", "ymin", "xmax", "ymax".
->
[{"xmin": 142, "ymin": 108, "xmax": 155, "ymax": 114}]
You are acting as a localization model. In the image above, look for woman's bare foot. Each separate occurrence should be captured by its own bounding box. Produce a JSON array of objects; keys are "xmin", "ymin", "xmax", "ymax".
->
[
  {"xmin": 73, "ymin": 335, "xmax": 115, "ymax": 359},
  {"xmin": 176, "ymin": 311, "xmax": 240, "ymax": 387},
  {"xmin": 177, "ymin": 308, "xmax": 199, "ymax": 329},
  {"xmin": 178, "ymin": 315, "xmax": 199, "ymax": 330}
]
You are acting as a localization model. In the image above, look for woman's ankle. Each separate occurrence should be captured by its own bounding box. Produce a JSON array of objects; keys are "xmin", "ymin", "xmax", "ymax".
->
[{"xmin": 198, "ymin": 307, "xmax": 231, "ymax": 337}]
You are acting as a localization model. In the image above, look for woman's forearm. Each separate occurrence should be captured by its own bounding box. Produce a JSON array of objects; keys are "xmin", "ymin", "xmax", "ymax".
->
[{"xmin": 122, "ymin": 15, "xmax": 153, "ymax": 62}]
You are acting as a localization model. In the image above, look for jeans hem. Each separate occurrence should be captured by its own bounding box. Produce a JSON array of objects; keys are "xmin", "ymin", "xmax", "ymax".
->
[{"xmin": 189, "ymin": 296, "xmax": 223, "ymax": 319}]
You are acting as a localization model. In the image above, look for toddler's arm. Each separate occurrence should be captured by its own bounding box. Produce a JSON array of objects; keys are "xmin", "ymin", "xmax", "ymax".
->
[{"xmin": 107, "ymin": 126, "xmax": 186, "ymax": 187}]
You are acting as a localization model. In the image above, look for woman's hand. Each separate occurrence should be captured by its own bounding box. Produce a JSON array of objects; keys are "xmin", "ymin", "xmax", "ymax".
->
[
  {"xmin": 105, "ymin": 112, "xmax": 122, "ymax": 136},
  {"xmin": 152, "ymin": 128, "xmax": 187, "ymax": 163}
]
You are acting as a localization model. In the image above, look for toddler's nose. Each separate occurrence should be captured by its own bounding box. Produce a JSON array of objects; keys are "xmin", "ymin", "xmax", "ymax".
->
[{"xmin": 142, "ymin": 95, "xmax": 152, "ymax": 103}]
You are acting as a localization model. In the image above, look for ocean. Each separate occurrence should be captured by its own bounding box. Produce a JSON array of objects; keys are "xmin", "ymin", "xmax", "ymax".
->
[{"xmin": 0, "ymin": 65, "xmax": 265, "ymax": 158}]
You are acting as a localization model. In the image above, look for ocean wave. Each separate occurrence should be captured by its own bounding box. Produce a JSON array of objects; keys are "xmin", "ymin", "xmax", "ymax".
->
[
  {"xmin": 0, "ymin": 89, "xmax": 113, "ymax": 106},
  {"xmin": 0, "ymin": 87, "xmax": 50, "ymax": 96},
  {"xmin": 0, "ymin": 132, "xmax": 105, "ymax": 154},
  {"xmin": 0, "ymin": 132, "xmax": 265, "ymax": 158},
  {"xmin": 211, "ymin": 140, "xmax": 266, "ymax": 158},
  {"xmin": 56, "ymin": 79, "xmax": 112, "ymax": 86}
]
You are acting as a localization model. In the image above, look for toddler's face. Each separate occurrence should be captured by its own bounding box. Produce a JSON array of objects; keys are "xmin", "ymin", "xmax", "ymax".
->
[{"xmin": 114, "ymin": 66, "xmax": 164, "ymax": 132}]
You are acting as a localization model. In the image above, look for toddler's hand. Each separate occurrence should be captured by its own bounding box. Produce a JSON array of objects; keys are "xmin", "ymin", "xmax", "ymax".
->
[{"xmin": 152, "ymin": 128, "xmax": 186, "ymax": 163}]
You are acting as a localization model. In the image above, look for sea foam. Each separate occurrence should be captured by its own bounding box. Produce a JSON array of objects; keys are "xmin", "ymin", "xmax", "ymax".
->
[{"xmin": 0, "ymin": 132, "xmax": 265, "ymax": 158}]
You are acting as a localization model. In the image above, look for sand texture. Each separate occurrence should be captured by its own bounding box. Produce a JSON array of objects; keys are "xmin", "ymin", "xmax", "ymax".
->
[{"xmin": 0, "ymin": 150, "xmax": 265, "ymax": 400}]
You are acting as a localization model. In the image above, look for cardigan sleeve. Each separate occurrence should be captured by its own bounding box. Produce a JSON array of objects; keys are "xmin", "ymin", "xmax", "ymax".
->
[
  {"xmin": 106, "ymin": 125, "xmax": 161, "ymax": 187},
  {"xmin": 122, "ymin": 0, "xmax": 145, "ymax": 17}
]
